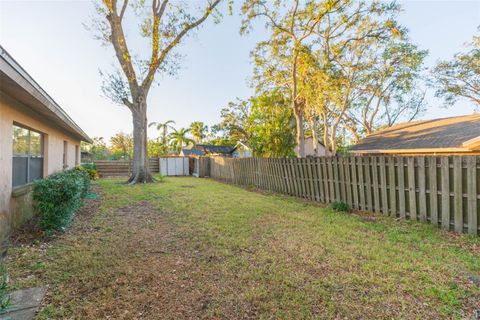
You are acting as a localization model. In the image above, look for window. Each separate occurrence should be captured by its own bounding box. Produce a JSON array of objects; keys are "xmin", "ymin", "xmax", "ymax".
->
[
  {"xmin": 12, "ymin": 124, "xmax": 44, "ymax": 188},
  {"xmin": 63, "ymin": 141, "xmax": 68, "ymax": 169},
  {"xmin": 75, "ymin": 145, "xmax": 79, "ymax": 165}
]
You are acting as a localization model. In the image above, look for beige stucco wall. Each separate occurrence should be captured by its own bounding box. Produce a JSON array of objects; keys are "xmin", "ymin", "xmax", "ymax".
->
[
  {"xmin": 295, "ymin": 137, "xmax": 328, "ymax": 157},
  {"xmin": 0, "ymin": 92, "xmax": 81, "ymax": 243}
]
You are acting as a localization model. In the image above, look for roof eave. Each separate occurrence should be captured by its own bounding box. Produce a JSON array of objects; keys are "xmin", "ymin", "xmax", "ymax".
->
[
  {"xmin": 353, "ymin": 147, "xmax": 475, "ymax": 154},
  {"xmin": 0, "ymin": 46, "xmax": 92, "ymax": 143}
]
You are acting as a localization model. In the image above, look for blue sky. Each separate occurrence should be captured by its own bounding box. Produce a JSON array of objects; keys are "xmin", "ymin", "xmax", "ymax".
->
[{"xmin": 0, "ymin": 0, "xmax": 479, "ymax": 142}]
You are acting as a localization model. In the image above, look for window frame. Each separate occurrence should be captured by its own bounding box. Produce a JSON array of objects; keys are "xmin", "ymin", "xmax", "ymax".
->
[{"xmin": 12, "ymin": 123, "xmax": 45, "ymax": 188}]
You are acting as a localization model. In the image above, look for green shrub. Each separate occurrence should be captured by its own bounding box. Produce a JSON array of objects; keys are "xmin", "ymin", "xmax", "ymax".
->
[
  {"xmin": 33, "ymin": 169, "xmax": 90, "ymax": 232},
  {"xmin": 331, "ymin": 201, "xmax": 351, "ymax": 213},
  {"xmin": 0, "ymin": 263, "xmax": 11, "ymax": 311},
  {"xmin": 77, "ymin": 163, "xmax": 98, "ymax": 180}
]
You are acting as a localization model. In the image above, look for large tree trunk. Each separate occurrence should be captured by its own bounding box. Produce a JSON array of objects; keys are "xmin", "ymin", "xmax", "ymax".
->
[
  {"xmin": 294, "ymin": 110, "xmax": 305, "ymax": 157},
  {"xmin": 322, "ymin": 113, "xmax": 330, "ymax": 158},
  {"xmin": 310, "ymin": 119, "xmax": 319, "ymax": 156},
  {"xmin": 128, "ymin": 97, "xmax": 154, "ymax": 184}
]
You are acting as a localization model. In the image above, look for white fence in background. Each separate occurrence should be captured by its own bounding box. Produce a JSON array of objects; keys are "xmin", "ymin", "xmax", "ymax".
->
[{"xmin": 159, "ymin": 157, "xmax": 189, "ymax": 176}]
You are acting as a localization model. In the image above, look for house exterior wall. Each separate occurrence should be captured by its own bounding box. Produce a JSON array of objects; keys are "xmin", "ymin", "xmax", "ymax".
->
[
  {"xmin": 0, "ymin": 92, "xmax": 81, "ymax": 244},
  {"xmin": 295, "ymin": 137, "xmax": 327, "ymax": 157},
  {"xmin": 232, "ymin": 147, "xmax": 252, "ymax": 158}
]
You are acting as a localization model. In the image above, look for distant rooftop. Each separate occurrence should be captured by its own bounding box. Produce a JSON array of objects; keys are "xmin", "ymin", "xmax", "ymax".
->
[{"xmin": 351, "ymin": 114, "xmax": 480, "ymax": 154}]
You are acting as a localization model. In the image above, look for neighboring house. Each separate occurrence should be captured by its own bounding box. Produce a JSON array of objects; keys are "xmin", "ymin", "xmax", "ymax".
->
[
  {"xmin": 231, "ymin": 141, "xmax": 253, "ymax": 158},
  {"xmin": 350, "ymin": 114, "xmax": 480, "ymax": 155},
  {"xmin": 180, "ymin": 148, "xmax": 204, "ymax": 157},
  {"xmin": 0, "ymin": 46, "xmax": 91, "ymax": 244},
  {"xmin": 81, "ymin": 150, "xmax": 93, "ymax": 163},
  {"xmin": 180, "ymin": 144, "xmax": 235, "ymax": 157},
  {"xmin": 295, "ymin": 136, "xmax": 328, "ymax": 157}
]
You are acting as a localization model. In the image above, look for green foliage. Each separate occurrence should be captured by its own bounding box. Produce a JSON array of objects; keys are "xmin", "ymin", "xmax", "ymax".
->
[
  {"xmin": 149, "ymin": 120, "xmax": 176, "ymax": 146},
  {"xmin": 432, "ymin": 30, "xmax": 480, "ymax": 109},
  {"xmin": 189, "ymin": 121, "xmax": 208, "ymax": 143},
  {"xmin": 110, "ymin": 132, "xmax": 133, "ymax": 160},
  {"xmin": 78, "ymin": 163, "xmax": 98, "ymax": 180},
  {"xmin": 0, "ymin": 263, "xmax": 11, "ymax": 311},
  {"xmin": 169, "ymin": 128, "xmax": 194, "ymax": 153},
  {"xmin": 147, "ymin": 138, "xmax": 167, "ymax": 157},
  {"xmin": 331, "ymin": 201, "xmax": 351, "ymax": 213},
  {"xmin": 33, "ymin": 169, "xmax": 91, "ymax": 232},
  {"xmin": 213, "ymin": 99, "xmax": 251, "ymax": 145},
  {"xmin": 246, "ymin": 90, "xmax": 296, "ymax": 157}
]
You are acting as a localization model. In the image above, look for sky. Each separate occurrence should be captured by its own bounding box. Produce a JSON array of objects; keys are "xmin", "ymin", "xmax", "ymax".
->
[{"xmin": 0, "ymin": 0, "xmax": 479, "ymax": 143}]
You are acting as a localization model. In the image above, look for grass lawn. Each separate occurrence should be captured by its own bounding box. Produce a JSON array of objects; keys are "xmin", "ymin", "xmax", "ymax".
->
[{"xmin": 6, "ymin": 177, "xmax": 480, "ymax": 319}]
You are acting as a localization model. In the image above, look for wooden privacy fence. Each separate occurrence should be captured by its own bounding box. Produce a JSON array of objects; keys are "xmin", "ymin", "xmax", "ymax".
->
[
  {"xmin": 193, "ymin": 157, "xmax": 210, "ymax": 177},
  {"xmin": 207, "ymin": 156, "xmax": 479, "ymax": 235},
  {"xmin": 95, "ymin": 158, "xmax": 159, "ymax": 177}
]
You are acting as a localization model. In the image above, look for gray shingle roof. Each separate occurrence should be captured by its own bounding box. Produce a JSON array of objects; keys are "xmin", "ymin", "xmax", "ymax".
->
[
  {"xmin": 351, "ymin": 114, "xmax": 480, "ymax": 152},
  {"xmin": 195, "ymin": 144, "xmax": 234, "ymax": 154},
  {"xmin": 181, "ymin": 148, "xmax": 205, "ymax": 156}
]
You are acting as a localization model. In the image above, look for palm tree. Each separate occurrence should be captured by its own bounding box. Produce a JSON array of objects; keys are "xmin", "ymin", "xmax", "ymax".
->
[
  {"xmin": 169, "ymin": 128, "xmax": 195, "ymax": 153},
  {"xmin": 189, "ymin": 121, "xmax": 208, "ymax": 143},
  {"xmin": 148, "ymin": 120, "xmax": 176, "ymax": 145}
]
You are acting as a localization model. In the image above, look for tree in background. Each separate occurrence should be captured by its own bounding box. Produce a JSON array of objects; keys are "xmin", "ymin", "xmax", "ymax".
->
[
  {"xmin": 83, "ymin": 137, "xmax": 110, "ymax": 160},
  {"xmin": 149, "ymin": 120, "xmax": 176, "ymax": 146},
  {"xmin": 241, "ymin": 0, "xmax": 339, "ymax": 157},
  {"xmin": 149, "ymin": 120, "xmax": 176, "ymax": 155},
  {"xmin": 147, "ymin": 138, "xmax": 165, "ymax": 157},
  {"xmin": 90, "ymin": 0, "xmax": 222, "ymax": 183},
  {"xmin": 432, "ymin": 30, "xmax": 480, "ymax": 109},
  {"xmin": 110, "ymin": 132, "xmax": 133, "ymax": 159},
  {"xmin": 246, "ymin": 90, "xmax": 296, "ymax": 157},
  {"xmin": 213, "ymin": 99, "xmax": 251, "ymax": 145},
  {"xmin": 169, "ymin": 128, "xmax": 194, "ymax": 153},
  {"xmin": 242, "ymin": 0, "xmax": 411, "ymax": 156},
  {"xmin": 189, "ymin": 121, "xmax": 209, "ymax": 143}
]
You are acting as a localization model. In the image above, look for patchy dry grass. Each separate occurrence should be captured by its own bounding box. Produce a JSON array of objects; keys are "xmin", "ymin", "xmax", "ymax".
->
[{"xmin": 5, "ymin": 177, "xmax": 480, "ymax": 319}]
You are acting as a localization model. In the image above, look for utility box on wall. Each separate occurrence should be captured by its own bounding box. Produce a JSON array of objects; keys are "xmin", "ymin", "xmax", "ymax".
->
[{"xmin": 159, "ymin": 157, "xmax": 189, "ymax": 176}]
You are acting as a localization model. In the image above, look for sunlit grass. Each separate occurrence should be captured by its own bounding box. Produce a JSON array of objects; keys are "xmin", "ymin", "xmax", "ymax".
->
[{"xmin": 5, "ymin": 176, "xmax": 480, "ymax": 319}]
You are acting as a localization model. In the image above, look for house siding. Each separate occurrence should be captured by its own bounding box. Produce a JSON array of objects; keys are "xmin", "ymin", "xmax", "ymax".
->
[{"xmin": 0, "ymin": 92, "xmax": 81, "ymax": 244}]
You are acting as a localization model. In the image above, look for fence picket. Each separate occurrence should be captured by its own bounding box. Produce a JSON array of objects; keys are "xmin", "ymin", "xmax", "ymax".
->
[
  {"xmin": 429, "ymin": 157, "xmax": 438, "ymax": 226},
  {"xmin": 407, "ymin": 157, "xmax": 417, "ymax": 221},
  {"xmin": 467, "ymin": 156, "xmax": 477, "ymax": 235},
  {"xmin": 345, "ymin": 157, "xmax": 352, "ymax": 207},
  {"xmin": 388, "ymin": 157, "xmax": 397, "ymax": 217},
  {"xmin": 351, "ymin": 157, "xmax": 359, "ymax": 210},
  {"xmin": 398, "ymin": 157, "xmax": 406, "ymax": 219},
  {"xmin": 453, "ymin": 156, "xmax": 463, "ymax": 233},
  {"xmin": 358, "ymin": 157, "xmax": 366, "ymax": 210},
  {"xmin": 418, "ymin": 157, "xmax": 427, "ymax": 222},
  {"xmin": 365, "ymin": 157, "xmax": 373, "ymax": 211},
  {"xmin": 317, "ymin": 158, "xmax": 325, "ymax": 202},
  {"xmin": 379, "ymin": 157, "xmax": 388, "ymax": 215},
  {"xmin": 372, "ymin": 157, "xmax": 380, "ymax": 213},
  {"xmin": 441, "ymin": 157, "xmax": 450, "ymax": 230},
  {"xmin": 322, "ymin": 157, "xmax": 330, "ymax": 203}
]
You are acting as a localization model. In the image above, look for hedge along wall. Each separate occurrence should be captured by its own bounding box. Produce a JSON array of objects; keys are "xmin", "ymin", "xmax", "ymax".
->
[
  {"xmin": 207, "ymin": 156, "xmax": 479, "ymax": 235},
  {"xmin": 33, "ymin": 168, "xmax": 90, "ymax": 232}
]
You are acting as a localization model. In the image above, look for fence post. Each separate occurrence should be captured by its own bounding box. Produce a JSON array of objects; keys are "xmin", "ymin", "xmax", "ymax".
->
[
  {"xmin": 441, "ymin": 157, "xmax": 450, "ymax": 230},
  {"xmin": 453, "ymin": 156, "xmax": 463, "ymax": 232},
  {"xmin": 467, "ymin": 156, "xmax": 478, "ymax": 235}
]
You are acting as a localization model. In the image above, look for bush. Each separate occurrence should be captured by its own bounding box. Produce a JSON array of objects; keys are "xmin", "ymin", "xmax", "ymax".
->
[
  {"xmin": 77, "ymin": 163, "xmax": 98, "ymax": 180},
  {"xmin": 331, "ymin": 201, "xmax": 351, "ymax": 213},
  {"xmin": 33, "ymin": 169, "xmax": 91, "ymax": 232}
]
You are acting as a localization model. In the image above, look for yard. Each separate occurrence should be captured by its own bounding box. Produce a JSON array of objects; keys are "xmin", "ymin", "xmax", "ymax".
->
[{"xmin": 6, "ymin": 177, "xmax": 480, "ymax": 319}]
